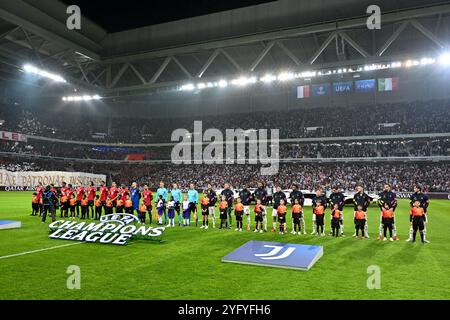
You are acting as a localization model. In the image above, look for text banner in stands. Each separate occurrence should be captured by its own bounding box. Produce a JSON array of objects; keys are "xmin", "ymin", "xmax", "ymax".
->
[
  {"xmin": 0, "ymin": 131, "xmax": 27, "ymax": 142},
  {"xmin": 0, "ymin": 170, "xmax": 106, "ymax": 188}
]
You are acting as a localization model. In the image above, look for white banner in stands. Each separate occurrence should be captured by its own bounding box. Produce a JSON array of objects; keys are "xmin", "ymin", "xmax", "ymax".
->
[
  {"xmin": 0, "ymin": 131, "xmax": 27, "ymax": 142},
  {"xmin": 0, "ymin": 170, "xmax": 106, "ymax": 187}
]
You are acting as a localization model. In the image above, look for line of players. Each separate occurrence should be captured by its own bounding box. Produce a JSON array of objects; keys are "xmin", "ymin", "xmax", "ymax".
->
[{"xmin": 30, "ymin": 180, "xmax": 430, "ymax": 244}]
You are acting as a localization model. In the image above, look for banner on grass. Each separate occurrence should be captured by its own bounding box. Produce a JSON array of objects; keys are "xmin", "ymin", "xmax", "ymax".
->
[
  {"xmin": 311, "ymin": 83, "xmax": 330, "ymax": 97},
  {"xmin": 0, "ymin": 170, "xmax": 106, "ymax": 187},
  {"xmin": 333, "ymin": 81, "xmax": 353, "ymax": 95},
  {"xmin": 378, "ymin": 77, "xmax": 399, "ymax": 91},
  {"xmin": 48, "ymin": 213, "xmax": 165, "ymax": 245},
  {"xmin": 355, "ymin": 79, "xmax": 376, "ymax": 92},
  {"xmin": 0, "ymin": 131, "xmax": 27, "ymax": 142},
  {"xmin": 222, "ymin": 240, "xmax": 323, "ymax": 271},
  {"xmin": 297, "ymin": 85, "xmax": 310, "ymax": 99}
]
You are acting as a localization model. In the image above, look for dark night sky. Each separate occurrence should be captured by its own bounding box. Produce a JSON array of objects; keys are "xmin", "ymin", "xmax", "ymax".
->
[{"xmin": 62, "ymin": 0, "xmax": 277, "ymax": 32}]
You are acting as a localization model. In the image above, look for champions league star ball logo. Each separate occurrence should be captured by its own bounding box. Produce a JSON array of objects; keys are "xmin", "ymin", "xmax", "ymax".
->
[
  {"xmin": 100, "ymin": 213, "xmax": 139, "ymax": 225},
  {"xmin": 48, "ymin": 213, "xmax": 165, "ymax": 245}
]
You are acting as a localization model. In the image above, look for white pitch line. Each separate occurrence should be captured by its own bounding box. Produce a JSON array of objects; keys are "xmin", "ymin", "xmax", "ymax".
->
[{"xmin": 0, "ymin": 242, "xmax": 83, "ymax": 260}]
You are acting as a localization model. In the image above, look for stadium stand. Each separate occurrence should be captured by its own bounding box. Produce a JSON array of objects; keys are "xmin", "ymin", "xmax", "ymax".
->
[
  {"xmin": 1, "ymin": 155, "xmax": 448, "ymax": 192},
  {"xmin": 1, "ymin": 99, "xmax": 450, "ymax": 143}
]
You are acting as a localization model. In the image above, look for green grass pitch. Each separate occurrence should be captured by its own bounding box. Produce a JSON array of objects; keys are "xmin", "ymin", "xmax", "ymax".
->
[{"xmin": 0, "ymin": 191, "xmax": 449, "ymax": 300}]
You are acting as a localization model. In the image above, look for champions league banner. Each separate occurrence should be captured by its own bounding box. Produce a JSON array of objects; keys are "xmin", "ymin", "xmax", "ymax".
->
[
  {"xmin": 311, "ymin": 83, "xmax": 330, "ymax": 97},
  {"xmin": 333, "ymin": 81, "xmax": 353, "ymax": 95},
  {"xmin": 355, "ymin": 79, "xmax": 376, "ymax": 92},
  {"xmin": 0, "ymin": 170, "xmax": 106, "ymax": 187},
  {"xmin": 48, "ymin": 213, "xmax": 165, "ymax": 245}
]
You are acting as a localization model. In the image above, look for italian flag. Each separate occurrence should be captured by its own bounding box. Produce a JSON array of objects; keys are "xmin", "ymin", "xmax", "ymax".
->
[
  {"xmin": 378, "ymin": 77, "xmax": 399, "ymax": 91},
  {"xmin": 297, "ymin": 85, "xmax": 310, "ymax": 99}
]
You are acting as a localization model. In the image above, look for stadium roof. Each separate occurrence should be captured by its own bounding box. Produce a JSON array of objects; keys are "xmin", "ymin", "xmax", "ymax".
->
[
  {"xmin": 0, "ymin": 0, "xmax": 449, "ymax": 94},
  {"xmin": 60, "ymin": 0, "xmax": 277, "ymax": 33}
]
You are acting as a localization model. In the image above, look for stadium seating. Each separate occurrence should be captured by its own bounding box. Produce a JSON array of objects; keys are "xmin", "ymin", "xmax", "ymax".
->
[
  {"xmin": 0, "ymin": 155, "xmax": 448, "ymax": 192},
  {"xmin": 1, "ymin": 99, "xmax": 450, "ymax": 143}
]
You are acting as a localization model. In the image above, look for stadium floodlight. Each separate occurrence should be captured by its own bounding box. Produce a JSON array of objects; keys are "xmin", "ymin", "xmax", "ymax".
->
[
  {"xmin": 62, "ymin": 94, "xmax": 102, "ymax": 102},
  {"xmin": 180, "ymin": 83, "xmax": 195, "ymax": 91},
  {"xmin": 260, "ymin": 74, "xmax": 276, "ymax": 83},
  {"xmin": 277, "ymin": 72, "xmax": 295, "ymax": 81},
  {"xmin": 405, "ymin": 60, "xmax": 419, "ymax": 68},
  {"xmin": 438, "ymin": 53, "xmax": 450, "ymax": 65},
  {"xmin": 420, "ymin": 57, "xmax": 435, "ymax": 66},
  {"xmin": 171, "ymin": 53, "xmax": 447, "ymax": 94},
  {"xmin": 23, "ymin": 64, "xmax": 67, "ymax": 83},
  {"xmin": 231, "ymin": 76, "xmax": 256, "ymax": 86},
  {"xmin": 217, "ymin": 80, "xmax": 228, "ymax": 88},
  {"xmin": 298, "ymin": 71, "xmax": 317, "ymax": 78}
]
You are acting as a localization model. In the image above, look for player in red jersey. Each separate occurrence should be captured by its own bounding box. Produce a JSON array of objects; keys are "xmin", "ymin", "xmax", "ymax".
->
[
  {"xmin": 142, "ymin": 185, "xmax": 153, "ymax": 224},
  {"xmin": 120, "ymin": 184, "xmax": 130, "ymax": 203},
  {"xmin": 75, "ymin": 182, "xmax": 85, "ymax": 218},
  {"xmin": 99, "ymin": 180, "xmax": 109, "ymax": 215},
  {"xmin": 109, "ymin": 182, "xmax": 120, "ymax": 212},
  {"xmin": 86, "ymin": 181, "xmax": 96, "ymax": 219},
  {"xmin": 59, "ymin": 181, "xmax": 69, "ymax": 218},
  {"xmin": 66, "ymin": 184, "xmax": 74, "ymax": 203},
  {"xmin": 36, "ymin": 182, "xmax": 44, "ymax": 216}
]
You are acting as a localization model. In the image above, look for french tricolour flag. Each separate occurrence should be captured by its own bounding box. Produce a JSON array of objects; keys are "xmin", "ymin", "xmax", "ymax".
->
[{"xmin": 297, "ymin": 85, "xmax": 310, "ymax": 99}]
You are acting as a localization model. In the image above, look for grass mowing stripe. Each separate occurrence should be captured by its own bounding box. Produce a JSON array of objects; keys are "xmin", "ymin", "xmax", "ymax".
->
[{"xmin": 0, "ymin": 242, "xmax": 83, "ymax": 260}]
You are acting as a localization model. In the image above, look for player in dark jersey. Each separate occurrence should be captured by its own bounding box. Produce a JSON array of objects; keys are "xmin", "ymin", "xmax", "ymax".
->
[
  {"xmin": 271, "ymin": 186, "xmax": 287, "ymax": 232},
  {"xmin": 220, "ymin": 183, "xmax": 234, "ymax": 229},
  {"xmin": 239, "ymin": 185, "xmax": 252, "ymax": 231},
  {"xmin": 407, "ymin": 185, "xmax": 430, "ymax": 243},
  {"xmin": 353, "ymin": 185, "xmax": 371, "ymax": 238},
  {"xmin": 312, "ymin": 188, "xmax": 327, "ymax": 235},
  {"xmin": 206, "ymin": 184, "xmax": 217, "ymax": 228},
  {"xmin": 328, "ymin": 186, "xmax": 345, "ymax": 236},
  {"xmin": 377, "ymin": 183, "xmax": 399, "ymax": 240},
  {"xmin": 290, "ymin": 184, "xmax": 305, "ymax": 233},
  {"xmin": 253, "ymin": 181, "xmax": 268, "ymax": 205}
]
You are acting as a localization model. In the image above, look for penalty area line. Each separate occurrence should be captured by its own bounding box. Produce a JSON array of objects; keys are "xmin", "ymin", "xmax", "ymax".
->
[{"xmin": 0, "ymin": 242, "xmax": 83, "ymax": 260}]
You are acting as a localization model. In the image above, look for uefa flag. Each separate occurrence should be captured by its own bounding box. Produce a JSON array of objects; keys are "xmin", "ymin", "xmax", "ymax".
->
[
  {"xmin": 297, "ymin": 85, "xmax": 310, "ymax": 99},
  {"xmin": 378, "ymin": 77, "xmax": 399, "ymax": 91}
]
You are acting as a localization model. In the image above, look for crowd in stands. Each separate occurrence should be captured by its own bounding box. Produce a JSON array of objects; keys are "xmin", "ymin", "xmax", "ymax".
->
[
  {"xmin": 1, "ymin": 98, "xmax": 449, "ymax": 193},
  {"xmin": 1, "ymin": 139, "xmax": 448, "ymax": 160},
  {"xmin": 1, "ymin": 99, "xmax": 450, "ymax": 143},
  {"xmin": 0, "ymin": 159, "xmax": 41, "ymax": 172},
  {"xmin": 1, "ymin": 155, "xmax": 448, "ymax": 192}
]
